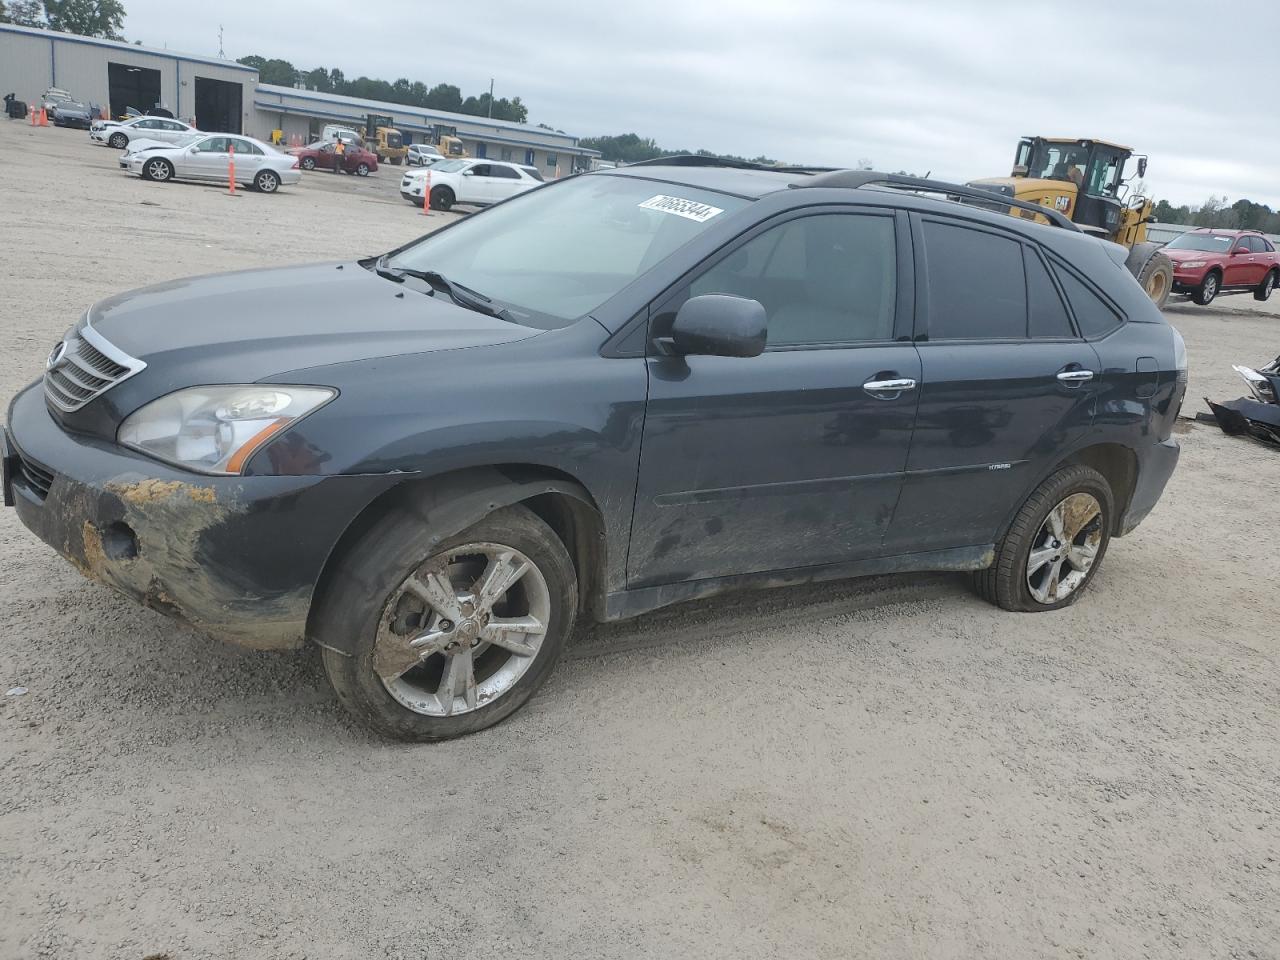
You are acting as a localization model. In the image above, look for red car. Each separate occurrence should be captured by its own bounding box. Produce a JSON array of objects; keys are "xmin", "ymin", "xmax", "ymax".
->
[
  {"xmin": 1164, "ymin": 228, "xmax": 1279, "ymax": 305},
  {"xmin": 290, "ymin": 142, "xmax": 378, "ymax": 177}
]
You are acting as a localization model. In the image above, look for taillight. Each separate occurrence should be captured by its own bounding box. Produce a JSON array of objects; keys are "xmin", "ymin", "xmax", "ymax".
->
[{"xmin": 291, "ymin": 158, "xmax": 300, "ymax": 169}]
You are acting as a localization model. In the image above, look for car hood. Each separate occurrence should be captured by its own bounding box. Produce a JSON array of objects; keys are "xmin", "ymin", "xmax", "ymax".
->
[
  {"xmin": 58, "ymin": 104, "xmax": 91, "ymax": 116},
  {"xmin": 1163, "ymin": 246, "xmax": 1223, "ymax": 262},
  {"xmin": 87, "ymin": 262, "xmax": 541, "ymax": 385}
]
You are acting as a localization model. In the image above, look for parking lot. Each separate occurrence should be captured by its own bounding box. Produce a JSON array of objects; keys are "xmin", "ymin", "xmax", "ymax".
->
[{"xmin": 1, "ymin": 120, "xmax": 1277, "ymax": 960}]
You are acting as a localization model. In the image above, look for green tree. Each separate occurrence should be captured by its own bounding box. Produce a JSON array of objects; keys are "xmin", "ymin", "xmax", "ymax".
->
[
  {"xmin": 300, "ymin": 66, "xmax": 332, "ymax": 92},
  {"xmin": 236, "ymin": 55, "xmax": 298, "ymax": 86},
  {"xmin": 424, "ymin": 83, "xmax": 463, "ymax": 112},
  {"xmin": 42, "ymin": 0, "xmax": 125, "ymax": 38},
  {"xmin": 2, "ymin": 0, "xmax": 47, "ymax": 25}
]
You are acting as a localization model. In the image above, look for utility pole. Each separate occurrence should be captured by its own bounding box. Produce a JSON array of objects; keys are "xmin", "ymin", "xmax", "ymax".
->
[
  {"xmin": 217, "ymin": 25, "xmax": 225, "ymax": 58},
  {"xmin": 488, "ymin": 78, "xmax": 494, "ymax": 118}
]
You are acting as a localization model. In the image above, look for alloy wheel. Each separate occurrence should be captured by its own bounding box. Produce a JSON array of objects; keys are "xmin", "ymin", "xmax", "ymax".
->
[
  {"xmin": 374, "ymin": 543, "xmax": 551, "ymax": 717},
  {"xmin": 146, "ymin": 159, "xmax": 170, "ymax": 181},
  {"xmin": 1025, "ymin": 493, "xmax": 1103, "ymax": 604}
]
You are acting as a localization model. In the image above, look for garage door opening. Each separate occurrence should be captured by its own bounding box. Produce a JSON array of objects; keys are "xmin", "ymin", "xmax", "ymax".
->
[
  {"xmin": 107, "ymin": 62, "xmax": 161, "ymax": 118},
  {"xmin": 194, "ymin": 77, "xmax": 242, "ymax": 134}
]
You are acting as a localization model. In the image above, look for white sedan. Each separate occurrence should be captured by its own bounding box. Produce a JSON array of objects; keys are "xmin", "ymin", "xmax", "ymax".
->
[
  {"xmin": 91, "ymin": 115, "xmax": 198, "ymax": 149},
  {"xmin": 400, "ymin": 159, "xmax": 544, "ymax": 211},
  {"xmin": 122, "ymin": 133, "xmax": 301, "ymax": 193}
]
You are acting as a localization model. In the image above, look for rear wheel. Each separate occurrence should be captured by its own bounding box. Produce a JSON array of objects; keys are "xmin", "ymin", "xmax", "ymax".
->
[
  {"xmin": 1254, "ymin": 269, "xmax": 1277, "ymax": 302},
  {"xmin": 320, "ymin": 505, "xmax": 577, "ymax": 741},
  {"xmin": 142, "ymin": 157, "xmax": 173, "ymax": 182},
  {"xmin": 300, "ymin": 156, "xmax": 316, "ymax": 170},
  {"xmin": 430, "ymin": 186, "xmax": 454, "ymax": 211},
  {"xmin": 1193, "ymin": 270, "xmax": 1220, "ymax": 306},
  {"xmin": 254, "ymin": 169, "xmax": 279, "ymax": 193},
  {"xmin": 974, "ymin": 465, "xmax": 1114, "ymax": 612},
  {"xmin": 108, "ymin": 132, "xmax": 127, "ymax": 149},
  {"xmin": 355, "ymin": 162, "xmax": 370, "ymax": 177}
]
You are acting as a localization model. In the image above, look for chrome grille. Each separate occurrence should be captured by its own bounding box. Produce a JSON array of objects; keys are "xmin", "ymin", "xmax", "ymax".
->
[{"xmin": 43, "ymin": 320, "xmax": 145, "ymax": 413}]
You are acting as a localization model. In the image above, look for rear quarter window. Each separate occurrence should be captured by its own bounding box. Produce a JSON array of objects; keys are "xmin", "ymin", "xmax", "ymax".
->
[{"xmin": 1052, "ymin": 263, "xmax": 1123, "ymax": 338}]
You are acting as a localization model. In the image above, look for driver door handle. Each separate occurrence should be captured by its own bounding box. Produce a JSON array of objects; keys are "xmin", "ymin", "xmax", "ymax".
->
[{"xmin": 863, "ymin": 377, "xmax": 917, "ymax": 399}]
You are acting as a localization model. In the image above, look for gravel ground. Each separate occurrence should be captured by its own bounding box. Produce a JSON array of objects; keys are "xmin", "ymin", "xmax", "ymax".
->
[{"xmin": 1, "ymin": 122, "xmax": 1278, "ymax": 960}]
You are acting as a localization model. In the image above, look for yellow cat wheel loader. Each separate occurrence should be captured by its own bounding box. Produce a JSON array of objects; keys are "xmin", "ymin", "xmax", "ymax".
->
[{"xmin": 970, "ymin": 137, "xmax": 1173, "ymax": 307}]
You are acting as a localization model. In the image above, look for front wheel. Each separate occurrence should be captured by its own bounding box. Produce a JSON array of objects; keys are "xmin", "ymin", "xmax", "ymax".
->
[
  {"xmin": 142, "ymin": 157, "xmax": 173, "ymax": 182},
  {"xmin": 1193, "ymin": 271, "xmax": 1220, "ymax": 306},
  {"xmin": 320, "ymin": 505, "xmax": 577, "ymax": 741},
  {"xmin": 1254, "ymin": 269, "xmax": 1277, "ymax": 302},
  {"xmin": 973, "ymin": 465, "xmax": 1114, "ymax": 612},
  {"xmin": 108, "ymin": 132, "xmax": 127, "ymax": 149},
  {"xmin": 254, "ymin": 169, "xmax": 279, "ymax": 193},
  {"xmin": 355, "ymin": 162, "xmax": 370, "ymax": 176},
  {"xmin": 300, "ymin": 157, "xmax": 316, "ymax": 170},
  {"xmin": 430, "ymin": 186, "xmax": 454, "ymax": 211}
]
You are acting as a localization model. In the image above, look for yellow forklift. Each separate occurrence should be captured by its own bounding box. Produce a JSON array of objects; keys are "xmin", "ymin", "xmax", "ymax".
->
[{"xmin": 970, "ymin": 137, "xmax": 1173, "ymax": 307}]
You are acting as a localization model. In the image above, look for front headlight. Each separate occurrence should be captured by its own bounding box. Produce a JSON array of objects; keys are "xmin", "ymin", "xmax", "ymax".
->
[
  {"xmin": 1178, "ymin": 260, "xmax": 1207, "ymax": 269},
  {"xmin": 118, "ymin": 385, "xmax": 336, "ymax": 475}
]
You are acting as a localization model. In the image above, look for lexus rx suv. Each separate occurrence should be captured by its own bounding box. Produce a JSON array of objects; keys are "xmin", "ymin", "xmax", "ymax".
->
[{"xmin": 3, "ymin": 159, "xmax": 1185, "ymax": 741}]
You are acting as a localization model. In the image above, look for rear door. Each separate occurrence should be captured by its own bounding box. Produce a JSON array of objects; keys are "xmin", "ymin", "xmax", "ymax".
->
[
  {"xmin": 629, "ymin": 208, "xmax": 921, "ymax": 587},
  {"xmin": 886, "ymin": 215, "xmax": 1101, "ymax": 553},
  {"xmin": 228, "ymin": 137, "xmax": 263, "ymax": 181}
]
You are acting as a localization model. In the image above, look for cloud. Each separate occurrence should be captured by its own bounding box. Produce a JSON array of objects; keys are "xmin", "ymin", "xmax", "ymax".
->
[{"xmin": 121, "ymin": 0, "xmax": 1280, "ymax": 207}]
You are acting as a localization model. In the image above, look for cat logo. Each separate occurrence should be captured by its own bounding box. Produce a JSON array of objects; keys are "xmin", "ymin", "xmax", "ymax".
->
[{"xmin": 1054, "ymin": 195, "xmax": 1071, "ymax": 212}]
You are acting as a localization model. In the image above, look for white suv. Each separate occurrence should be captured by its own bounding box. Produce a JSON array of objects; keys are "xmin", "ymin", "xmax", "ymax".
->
[
  {"xmin": 406, "ymin": 143, "xmax": 444, "ymax": 166},
  {"xmin": 400, "ymin": 159, "xmax": 544, "ymax": 211}
]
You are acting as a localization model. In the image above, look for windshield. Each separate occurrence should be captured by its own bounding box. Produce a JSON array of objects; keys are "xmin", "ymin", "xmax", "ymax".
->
[
  {"xmin": 1164, "ymin": 233, "xmax": 1235, "ymax": 252},
  {"xmin": 385, "ymin": 174, "xmax": 748, "ymax": 327},
  {"xmin": 432, "ymin": 159, "xmax": 469, "ymax": 173},
  {"xmin": 172, "ymin": 134, "xmax": 201, "ymax": 148},
  {"xmin": 1026, "ymin": 141, "xmax": 1089, "ymax": 185}
]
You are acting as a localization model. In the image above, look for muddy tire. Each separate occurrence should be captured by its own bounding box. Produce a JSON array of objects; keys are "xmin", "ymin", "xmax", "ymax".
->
[
  {"xmin": 1136, "ymin": 251, "xmax": 1172, "ymax": 309},
  {"xmin": 1254, "ymin": 269, "xmax": 1277, "ymax": 302},
  {"xmin": 973, "ymin": 465, "xmax": 1114, "ymax": 613},
  {"xmin": 320, "ymin": 505, "xmax": 577, "ymax": 742},
  {"xmin": 1192, "ymin": 270, "xmax": 1220, "ymax": 306}
]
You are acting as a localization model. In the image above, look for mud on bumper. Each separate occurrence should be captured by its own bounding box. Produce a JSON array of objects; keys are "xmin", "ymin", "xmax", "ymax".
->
[{"xmin": 4, "ymin": 384, "xmax": 395, "ymax": 650}]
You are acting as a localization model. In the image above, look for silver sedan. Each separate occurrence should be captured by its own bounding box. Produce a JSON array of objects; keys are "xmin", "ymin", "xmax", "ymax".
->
[{"xmin": 123, "ymin": 134, "xmax": 302, "ymax": 193}]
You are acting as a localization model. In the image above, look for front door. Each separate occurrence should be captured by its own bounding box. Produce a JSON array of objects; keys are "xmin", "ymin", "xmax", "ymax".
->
[
  {"xmin": 888, "ymin": 215, "xmax": 1101, "ymax": 553},
  {"xmin": 462, "ymin": 163, "xmax": 498, "ymax": 203},
  {"xmin": 629, "ymin": 209, "xmax": 920, "ymax": 588},
  {"xmin": 179, "ymin": 135, "xmax": 230, "ymax": 178}
]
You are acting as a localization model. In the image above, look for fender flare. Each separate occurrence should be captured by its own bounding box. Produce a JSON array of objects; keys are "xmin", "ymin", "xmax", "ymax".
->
[{"xmin": 308, "ymin": 466, "xmax": 599, "ymax": 656}]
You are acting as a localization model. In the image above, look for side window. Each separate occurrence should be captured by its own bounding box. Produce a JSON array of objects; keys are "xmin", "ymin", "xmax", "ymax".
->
[
  {"xmin": 196, "ymin": 137, "xmax": 228, "ymax": 153},
  {"xmin": 230, "ymin": 139, "xmax": 262, "ymax": 155},
  {"xmin": 1025, "ymin": 248, "xmax": 1075, "ymax": 338},
  {"xmin": 921, "ymin": 220, "xmax": 1025, "ymax": 340},
  {"xmin": 1233, "ymin": 238, "xmax": 1251, "ymax": 254},
  {"xmin": 1261, "ymin": 238, "xmax": 1276, "ymax": 253},
  {"xmin": 470, "ymin": 163, "xmax": 491, "ymax": 177},
  {"xmin": 689, "ymin": 213, "xmax": 897, "ymax": 347},
  {"xmin": 489, "ymin": 165, "xmax": 520, "ymax": 179},
  {"xmin": 1052, "ymin": 263, "xmax": 1123, "ymax": 338},
  {"xmin": 162, "ymin": 120, "xmax": 184, "ymax": 131},
  {"xmin": 136, "ymin": 119, "xmax": 159, "ymax": 129},
  {"xmin": 1247, "ymin": 236, "xmax": 1266, "ymax": 253}
]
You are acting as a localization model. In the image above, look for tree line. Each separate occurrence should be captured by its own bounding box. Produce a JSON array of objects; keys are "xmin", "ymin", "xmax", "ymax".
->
[
  {"xmin": 1153, "ymin": 196, "xmax": 1280, "ymax": 235},
  {"xmin": 578, "ymin": 132, "xmax": 777, "ymax": 166},
  {"xmin": 0, "ymin": 0, "xmax": 126, "ymax": 38},
  {"xmin": 237, "ymin": 56, "xmax": 529, "ymax": 124}
]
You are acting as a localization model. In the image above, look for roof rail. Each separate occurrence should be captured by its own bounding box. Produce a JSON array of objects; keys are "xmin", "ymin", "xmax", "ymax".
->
[
  {"xmin": 796, "ymin": 170, "xmax": 1082, "ymax": 232},
  {"xmin": 626, "ymin": 154, "xmax": 837, "ymax": 175}
]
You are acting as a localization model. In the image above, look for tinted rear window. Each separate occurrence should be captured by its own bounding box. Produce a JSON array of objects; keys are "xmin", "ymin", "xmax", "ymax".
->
[
  {"xmin": 922, "ymin": 220, "xmax": 1025, "ymax": 339},
  {"xmin": 1053, "ymin": 265, "xmax": 1122, "ymax": 338},
  {"xmin": 1025, "ymin": 248, "xmax": 1074, "ymax": 338}
]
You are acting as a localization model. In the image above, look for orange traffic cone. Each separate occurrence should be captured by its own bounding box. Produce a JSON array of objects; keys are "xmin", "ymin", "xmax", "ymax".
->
[
  {"xmin": 421, "ymin": 171, "xmax": 431, "ymax": 215},
  {"xmin": 29, "ymin": 101, "xmax": 36, "ymax": 125},
  {"xmin": 39, "ymin": 107, "xmax": 48, "ymax": 126}
]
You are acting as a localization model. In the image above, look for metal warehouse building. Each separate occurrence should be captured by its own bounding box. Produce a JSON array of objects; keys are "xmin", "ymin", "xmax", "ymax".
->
[{"xmin": 0, "ymin": 24, "xmax": 599, "ymax": 174}]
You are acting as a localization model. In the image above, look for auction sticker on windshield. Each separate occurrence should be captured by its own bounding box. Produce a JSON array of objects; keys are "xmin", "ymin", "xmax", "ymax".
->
[{"xmin": 638, "ymin": 195, "xmax": 724, "ymax": 223}]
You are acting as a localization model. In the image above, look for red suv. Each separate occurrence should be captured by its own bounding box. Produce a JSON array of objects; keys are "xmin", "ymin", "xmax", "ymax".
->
[{"xmin": 1163, "ymin": 228, "xmax": 1279, "ymax": 305}]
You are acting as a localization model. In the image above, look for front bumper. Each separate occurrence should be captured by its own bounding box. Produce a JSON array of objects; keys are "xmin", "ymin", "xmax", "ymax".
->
[
  {"xmin": 1171, "ymin": 266, "xmax": 1208, "ymax": 290},
  {"xmin": 1119, "ymin": 437, "xmax": 1180, "ymax": 536},
  {"xmin": 4, "ymin": 383, "xmax": 395, "ymax": 650}
]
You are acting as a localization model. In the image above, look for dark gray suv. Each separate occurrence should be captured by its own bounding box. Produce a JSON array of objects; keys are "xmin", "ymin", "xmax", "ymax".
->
[{"xmin": 2, "ymin": 159, "xmax": 1185, "ymax": 740}]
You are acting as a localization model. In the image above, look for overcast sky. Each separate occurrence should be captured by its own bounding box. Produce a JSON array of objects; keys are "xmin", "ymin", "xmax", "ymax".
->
[{"xmin": 122, "ymin": 0, "xmax": 1280, "ymax": 208}]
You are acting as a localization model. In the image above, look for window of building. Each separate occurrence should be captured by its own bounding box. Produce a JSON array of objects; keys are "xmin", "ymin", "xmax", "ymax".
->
[
  {"xmin": 475, "ymin": 143, "xmax": 487, "ymax": 159},
  {"xmin": 688, "ymin": 214, "xmax": 897, "ymax": 347},
  {"xmin": 524, "ymin": 149, "xmax": 535, "ymax": 165},
  {"xmin": 546, "ymin": 152, "xmax": 558, "ymax": 170},
  {"xmin": 500, "ymin": 147, "xmax": 514, "ymax": 161},
  {"xmin": 922, "ymin": 220, "xmax": 1025, "ymax": 340}
]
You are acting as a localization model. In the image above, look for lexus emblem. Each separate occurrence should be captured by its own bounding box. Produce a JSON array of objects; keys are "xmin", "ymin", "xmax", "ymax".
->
[{"xmin": 47, "ymin": 341, "xmax": 67, "ymax": 370}]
